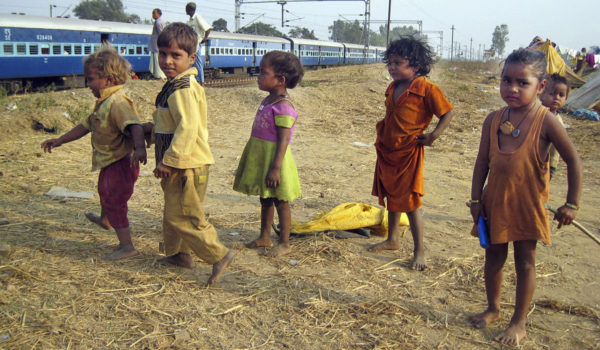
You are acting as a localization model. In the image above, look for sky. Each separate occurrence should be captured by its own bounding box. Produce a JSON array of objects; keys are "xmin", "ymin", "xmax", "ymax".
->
[{"xmin": 3, "ymin": 0, "xmax": 599, "ymax": 59}]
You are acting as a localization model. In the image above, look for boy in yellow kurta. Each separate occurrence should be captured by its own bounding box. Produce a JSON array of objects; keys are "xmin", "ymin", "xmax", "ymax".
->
[{"xmin": 146, "ymin": 22, "xmax": 233, "ymax": 286}]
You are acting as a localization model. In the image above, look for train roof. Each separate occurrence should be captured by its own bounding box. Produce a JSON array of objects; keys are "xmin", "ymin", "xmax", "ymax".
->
[
  {"xmin": 344, "ymin": 43, "xmax": 369, "ymax": 50},
  {"xmin": 209, "ymin": 31, "xmax": 290, "ymax": 44},
  {"xmin": 0, "ymin": 13, "xmax": 152, "ymax": 34},
  {"xmin": 288, "ymin": 38, "xmax": 344, "ymax": 48}
]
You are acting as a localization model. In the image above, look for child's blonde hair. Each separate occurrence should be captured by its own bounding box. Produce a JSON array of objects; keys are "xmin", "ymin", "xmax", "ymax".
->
[{"xmin": 83, "ymin": 48, "xmax": 131, "ymax": 85}]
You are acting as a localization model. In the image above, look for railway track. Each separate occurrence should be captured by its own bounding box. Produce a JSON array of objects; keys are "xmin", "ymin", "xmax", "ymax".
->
[{"xmin": 205, "ymin": 75, "xmax": 257, "ymax": 88}]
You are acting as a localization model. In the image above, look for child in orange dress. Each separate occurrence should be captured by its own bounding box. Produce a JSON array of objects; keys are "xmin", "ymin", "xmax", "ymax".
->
[
  {"xmin": 469, "ymin": 48, "xmax": 583, "ymax": 345},
  {"xmin": 369, "ymin": 37, "xmax": 454, "ymax": 270}
]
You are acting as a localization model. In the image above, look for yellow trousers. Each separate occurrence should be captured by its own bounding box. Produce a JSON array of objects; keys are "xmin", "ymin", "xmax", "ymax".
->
[{"xmin": 161, "ymin": 166, "xmax": 228, "ymax": 264}]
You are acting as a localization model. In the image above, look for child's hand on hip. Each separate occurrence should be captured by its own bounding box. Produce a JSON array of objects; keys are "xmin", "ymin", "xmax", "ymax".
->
[{"xmin": 417, "ymin": 133, "xmax": 436, "ymax": 146}]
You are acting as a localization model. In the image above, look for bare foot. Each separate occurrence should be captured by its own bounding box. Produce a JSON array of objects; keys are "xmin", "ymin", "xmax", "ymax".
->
[
  {"xmin": 264, "ymin": 243, "xmax": 291, "ymax": 257},
  {"xmin": 410, "ymin": 253, "xmax": 427, "ymax": 271},
  {"xmin": 85, "ymin": 213, "xmax": 111, "ymax": 230},
  {"xmin": 104, "ymin": 245, "xmax": 138, "ymax": 260},
  {"xmin": 245, "ymin": 238, "xmax": 273, "ymax": 249},
  {"xmin": 367, "ymin": 240, "xmax": 400, "ymax": 252},
  {"xmin": 159, "ymin": 252, "xmax": 194, "ymax": 268},
  {"xmin": 495, "ymin": 323, "xmax": 526, "ymax": 346},
  {"xmin": 207, "ymin": 251, "xmax": 235, "ymax": 286},
  {"xmin": 470, "ymin": 309, "xmax": 500, "ymax": 329}
]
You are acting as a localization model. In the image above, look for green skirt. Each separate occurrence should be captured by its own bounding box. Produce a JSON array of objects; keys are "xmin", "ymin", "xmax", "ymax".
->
[{"xmin": 233, "ymin": 137, "xmax": 301, "ymax": 201}]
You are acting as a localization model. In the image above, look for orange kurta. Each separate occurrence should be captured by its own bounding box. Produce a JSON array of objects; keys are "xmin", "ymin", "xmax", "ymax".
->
[
  {"xmin": 481, "ymin": 106, "xmax": 551, "ymax": 244},
  {"xmin": 372, "ymin": 76, "xmax": 453, "ymax": 212}
]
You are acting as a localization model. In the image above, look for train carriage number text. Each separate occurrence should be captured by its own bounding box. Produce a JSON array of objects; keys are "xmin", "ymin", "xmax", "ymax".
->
[{"xmin": 36, "ymin": 34, "xmax": 53, "ymax": 41}]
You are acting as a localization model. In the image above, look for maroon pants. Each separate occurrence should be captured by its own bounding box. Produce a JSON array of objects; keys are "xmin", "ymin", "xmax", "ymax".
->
[{"xmin": 97, "ymin": 155, "xmax": 139, "ymax": 229}]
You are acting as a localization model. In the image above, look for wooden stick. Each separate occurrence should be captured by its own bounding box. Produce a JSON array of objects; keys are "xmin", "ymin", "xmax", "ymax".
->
[{"xmin": 546, "ymin": 205, "xmax": 600, "ymax": 246}]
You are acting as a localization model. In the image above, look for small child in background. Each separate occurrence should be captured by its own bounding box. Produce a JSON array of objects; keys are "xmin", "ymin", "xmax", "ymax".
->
[
  {"xmin": 233, "ymin": 51, "xmax": 304, "ymax": 257},
  {"xmin": 539, "ymin": 73, "xmax": 569, "ymax": 180},
  {"xmin": 42, "ymin": 48, "xmax": 147, "ymax": 260},
  {"xmin": 469, "ymin": 49, "xmax": 583, "ymax": 345},
  {"xmin": 369, "ymin": 36, "xmax": 454, "ymax": 270},
  {"xmin": 148, "ymin": 23, "xmax": 233, "ymax": 286}
]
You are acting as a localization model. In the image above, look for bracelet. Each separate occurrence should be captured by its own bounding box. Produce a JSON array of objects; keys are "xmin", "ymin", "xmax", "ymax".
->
[
  {"xmin": 469, "ymin": 199, "xmax": 480, "ymax": 204},
  {"xmin": 564, "ymin": 202, "xmax": 579, "ymax": 210}
]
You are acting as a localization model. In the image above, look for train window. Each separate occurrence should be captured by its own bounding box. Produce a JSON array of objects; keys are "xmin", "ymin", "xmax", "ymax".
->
[
  {"xmin": 220, "ymin": 48, "xmax": 224, "ymax": 55},
  {"xmin": 129, "ymin": 47, "xmax": 134, "ymax": 55},
  {"xmin": 63, "ymin": 45, "xmax": 72, "ymax": 55},
  {"xmin": 53, "ymin": 45, "xmax": 61, "ymax": 55},
  {"xmin": 136, "ymin": 46, "xmax": 142, "ymax": 54},
  {"xmin": 119, "ymin": 46, "xmax": 126, "ymax": 55},
  {"xmin": 84, "ymin": 45, "xmax": 92, "ymax": 55},
  {"xmin": 27, "ymin": 44, "xmax": 37, "ymax": 55},
  {"xmin": 93, "ymin": 45, "xmax": 100, "ymax": 53},
  {"xmin": 210, "ymin": 48, "xmax": 215, "ymax": 55},
  {"xmin": 143, "ymin": 47, "xmax": 149, "ymax": 55},
  {"xmin": 16, "ymin": 44, "xmax": 26, "ymax": 55},
  {"xmin": 74, "ymin": 45, "xmax": 82, "ymax": 55},
  {"xmin": 3, "ymin": 44, "xmax": 14, "ymax": 55},
  {"xmin": 41, "ymin": 46, "xmax": 50, "ymax": 55}
]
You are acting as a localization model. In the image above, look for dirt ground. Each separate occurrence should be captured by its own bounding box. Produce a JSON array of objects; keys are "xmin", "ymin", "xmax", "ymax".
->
[{"xmin": 1, "ymin": 61, "xmax": 599, "ymax": 349}]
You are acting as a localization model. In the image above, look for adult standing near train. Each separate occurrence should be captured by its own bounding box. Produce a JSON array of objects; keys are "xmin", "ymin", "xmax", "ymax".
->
[
  {"xmin": 149, "ymin": 8, "xmax": 166, "ymax": 79},
  {"xmin": 186, "ymin": 2, "xmax": 211, "ymax": 84}
]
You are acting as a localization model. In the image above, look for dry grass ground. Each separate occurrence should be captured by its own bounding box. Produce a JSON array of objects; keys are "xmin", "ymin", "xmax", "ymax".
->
[{"xmin": 1, "ymin": 61, "xmax": 599, "ymax": 349}]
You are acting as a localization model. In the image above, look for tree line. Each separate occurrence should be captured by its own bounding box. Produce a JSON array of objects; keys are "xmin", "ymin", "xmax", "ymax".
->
[{"xmin": 74, "ymin": 0, "xmax": 508, "ymax": 53}]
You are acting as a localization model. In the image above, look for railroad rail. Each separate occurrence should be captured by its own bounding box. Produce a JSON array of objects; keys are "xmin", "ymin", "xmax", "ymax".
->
[{"xmin": 205, "ymin": 76, "xmax": 257, "ymax": 88}]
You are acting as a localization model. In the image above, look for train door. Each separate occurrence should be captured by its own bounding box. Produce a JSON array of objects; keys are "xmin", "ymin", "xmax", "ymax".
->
[
  {"xmin": 250, "ymin": 41, "xmax": 258, "ymax": 74},
  {"xmin": 100, "ymin": 33, "xmax": 110, "ymax": 48}
]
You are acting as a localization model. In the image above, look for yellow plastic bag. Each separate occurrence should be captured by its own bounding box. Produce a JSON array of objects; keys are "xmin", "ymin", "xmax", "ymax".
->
[{"xmin": 290, "ymin": 202, "xmax": 409, "ymax": 236}]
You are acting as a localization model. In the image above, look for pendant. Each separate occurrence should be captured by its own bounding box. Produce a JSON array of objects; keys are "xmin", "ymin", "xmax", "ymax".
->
[
  {"xmin": 499, "ymin": 120, "xmax": 514, "ymax": 135},
  {"xmin": 512, "ymin": 128, "xmax": 520, "ymax": 137},
  {"xmin": 258, "ymin": 104, "xmax": 264, "ymax": 111}
]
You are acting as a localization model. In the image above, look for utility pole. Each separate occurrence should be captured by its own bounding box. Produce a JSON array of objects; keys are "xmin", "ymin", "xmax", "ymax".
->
[
  {"xmin": 469, "ymin": 38, "xmax": 473, "ymax": 61},
  {"xmin": 386, "ymin": 0, "xmax": 391, "ymax": 46},
  {"xmin": 450, "ymin": 25, "xmax": 455, "ymax": 61},
  {"xmin": 279, "ymin": 1, "xmax": 285, "ymax": 27},
  {"xmin": 49, "ymin": 4, "xmax": 56, "ymax": 17}
]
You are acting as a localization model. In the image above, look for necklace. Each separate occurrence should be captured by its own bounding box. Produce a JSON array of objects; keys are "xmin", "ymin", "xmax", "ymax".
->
[{"xmin": 499, "ymin": 103, "xmax": 538, "ymax": 137}]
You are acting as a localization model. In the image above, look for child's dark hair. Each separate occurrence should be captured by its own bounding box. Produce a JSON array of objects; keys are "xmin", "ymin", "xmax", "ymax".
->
[
  {"xmin": 503, "ymin": 48, "xmax": 547, "ymax": 81},
  {"xmin": 186, "ymin": 2, "xmax": 196, "ymax": 13},
  {"xmin": 545, "ymin": 73, "xmax": 570, "ymax": 96},
  {"xmin": 157, "ymin": 23, "xmax": 198, "ymax": 56},
  {"xmin": 262, "ymin": 51, "xmax": 304, "ymax": 88},
  {"xmin": 384, "ymin": 36, "xmax": 435, "ymax": 76},
  {"xmin": 83, "ymin": 48, "xmax": 131, "ymax": 85}
]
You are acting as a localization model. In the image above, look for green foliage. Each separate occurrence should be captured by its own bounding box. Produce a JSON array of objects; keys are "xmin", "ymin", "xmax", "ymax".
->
[
  {"xmin": 0, "ymin": 86, "xmax": 7, "ymax": 106},
  {"xmin": 299, "ymin": 80, "xmax": 320, "ymax": 88},
  {"xmin": 74, "ymin": 0, "xmax": 141, "ymax": 23},
  {"xmin": 66, "ymin": 104, "xmax": 93, "ymax": 124},
  {"xmin": 237, "ymin": 22, "xmax": 284, "ymax": 37},
  {"xmin": 491, "ymin": 24, "xmax": 509, "ymax": 57},
  {"xmin": 329, "ymin": 19, "xmax": 364, "ymax": 44},
  {"xmin": 212, "ymin": 18, "xmax": 229, "ymax": 32},
  {"xmin": 34, "ymin": 96, "xmax": 58, "ymax": 109},
  {"xmin": 288, "ymin": 27, "xmax": 317, "ymax": 40}
]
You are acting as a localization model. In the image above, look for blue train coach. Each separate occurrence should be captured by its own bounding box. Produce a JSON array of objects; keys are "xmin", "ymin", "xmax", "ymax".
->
[
  {"xmin": 205, "ymin": 31, "xmax": 290, "ymax": 76},
  {"xmin": 289, "ymin": 38, "xmax": 344, "ymax": 67},
  {"xmin": 0, "ymin": 14, "xmax": 152, "ymax": 90}
]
